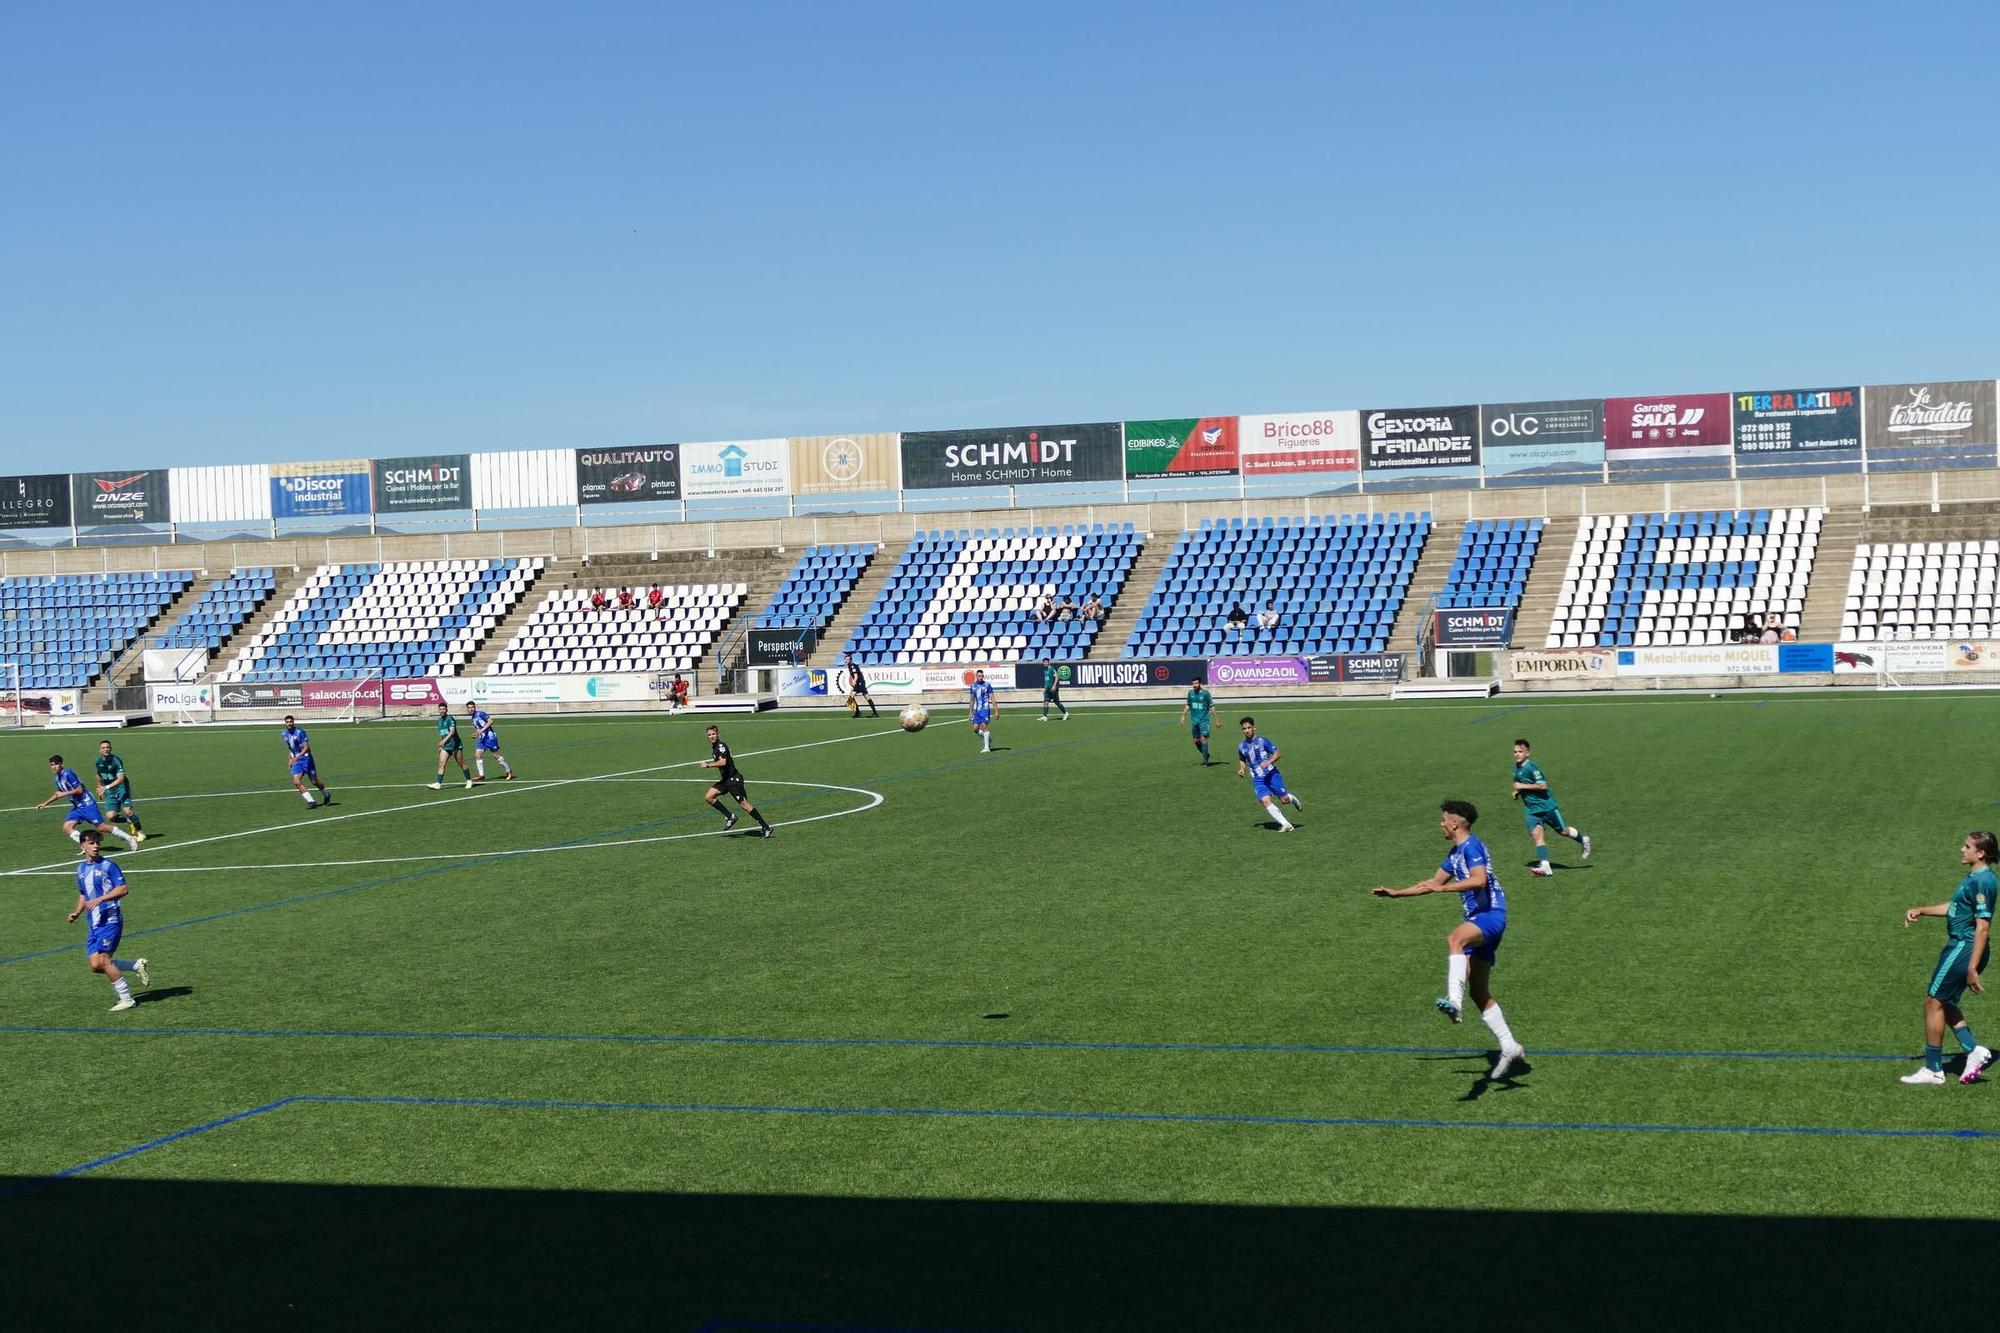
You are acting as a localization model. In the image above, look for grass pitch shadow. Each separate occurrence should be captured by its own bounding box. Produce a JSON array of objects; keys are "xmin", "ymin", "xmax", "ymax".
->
[{"xmin": 6, "ymin": 1175, "xmax": 1988, "ymax": 1331}]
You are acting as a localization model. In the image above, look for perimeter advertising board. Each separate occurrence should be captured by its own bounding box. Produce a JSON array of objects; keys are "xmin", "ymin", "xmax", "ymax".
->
[
  {"xmin": 0, "ymin": 474, "xmax": 73, "ymax": 529},
  {"xmin": 1732, "ymin": 387, "xmax": 1861, "ymax": 474},
  {"xmin": 680, "ymin": 438, "xmax": 791, "ymax": 500},
  {"xmin": 1123, "ymin": 417, "xmax": 1239, "ymax": 479},
  {"xmin": 1480, "ymin": 400, "xmax": 1606, "ymax": 486},
  {"xmin": 788, "ymin": 433, "xmax": 899, "ymax": 493},
  {"xmin": 577, "ymin": 446, "xmax": 680, "ymax": 504},
  {"xmin": 1863, "ymin": 381, "xmax": 1998, "ymax": 472},
  {"xmin": 72, "ymin": 469, "xmax": 168, "ymax": 526},
  {"xmin": 813, "ymin": 663, "xmax": 1016, "ymax": 695},
  {"xmin": 1614, "ymin": 645, "xmax": 1778, "ymax": 677},
  {"xmin": 1504, "ymin": 647, "xmax": 1616, "ymax": 681},
  {"xmin": 436, "ymin": 674, "xmax": 664, "ymax": 705},
  {"xmin": 899, "ymin": 423, "xmax": 1122, "ymax": 489},
  {"xmin": 1236, "ymin": 411, "xmax": 1361, "ymax": 477},
  {"xmin": 1361, "ymin": 405, "xmax": 1479, "ymax": 488},
  {"xmin": 271, "ymin": 460, "xmax": 371, "ymax": 519},
  {"xmin": 1010, "ymin": 659, "xmax": 1209, "ymax": 690},
  {"xmin": 373, "ymin": 455, "xmax": 472, "ymax": 512},
  {"xmin": 1306, "ymin": 653, "xmax": 1406, "ymax": 682},
  {"xmin": 217, "ymin": 679, "xmax": 447, "ymax": 709},
  {"xmin": 147, "ymin": 683, "xmax": 216, "ymax": 712},
  {"xmin": 1604, "ymin": 392, "xmax": 1733, "ymax": 478},
  {"xmin": 1434, "ymin": 607, "xmax": 1515, "ymax": 647}
]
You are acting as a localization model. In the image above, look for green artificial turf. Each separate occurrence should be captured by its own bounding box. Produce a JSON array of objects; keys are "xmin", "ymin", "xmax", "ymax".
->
[{"xmin": 3, "ymin": 693, "xmax": 1996, "ymax": 1329}]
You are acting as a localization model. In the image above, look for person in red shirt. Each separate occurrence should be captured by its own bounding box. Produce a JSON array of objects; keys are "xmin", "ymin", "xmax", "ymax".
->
[
  {"xmin": 590, "ymin": 588, "xmax": 608, "ymax": 612},
  {"xmin": 616, "ymin": 587, "xmax": 635, "ymax": 610},
  {"xmin": 670, "ymin": 673, "xmax": 690, "ymax": 710},
  {"xmin": 647, "ymin": 585, "xmax": 664, "ymax": 610}
]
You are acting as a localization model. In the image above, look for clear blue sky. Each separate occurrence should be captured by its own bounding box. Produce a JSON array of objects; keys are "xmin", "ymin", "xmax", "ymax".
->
[{"xmin": 4, "ymin": 1, "xmax": 1996, "ymax": 471}]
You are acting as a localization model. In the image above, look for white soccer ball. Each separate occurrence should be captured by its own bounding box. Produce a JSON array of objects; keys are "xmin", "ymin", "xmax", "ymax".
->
[{"xmin": 899, "ymin": 703, "xmax": 929, "ymax": 732}]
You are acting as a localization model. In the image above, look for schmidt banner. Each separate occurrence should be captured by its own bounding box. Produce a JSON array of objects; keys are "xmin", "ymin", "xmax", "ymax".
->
[
  {"xmin": 72, "ymin": 469, "xmax": 169, "ymax": 526},
  {"xmin": 1124, "ymin": 417, "xmax": 1239, "ymax": 479},
  {"xmin": 1732, "ymin": 387, "xmax": 1861, "ymax": 475},
  {"xmin": 271, "ymin": 460, "xmax": 371, "ymax": 519},
  {"xmin": 0, "ymin": 474, "xmax": 73, "ymax": 529},
  {"xmin": 1864, "ymin": 380, "xmax": 1998, "ymax": 472},
  {"xmin": 1604, "ymin": 391, "xmax": 1734, "ymax": 479},
  {"xmin": 577, "ymin": 446, "xmax": 680, "ymax": 504},
  {"xmin": 1480, "ymin": 400, "xmax": 1606, "ymax": 486},
  {"xmin": 373, "ymin": 455, "xmax": 471, "ymax": 512},
  {"xmin": 899, "ymin": 422, "xmax": 1122, "ymax": 490},
  {"xmin": 1434, "ymin": 607, "xmax": 1515, "ymax": 647},
  {"xmin": 1361, "ymin": 405, "xmax": 1479, "ymax": 489}
]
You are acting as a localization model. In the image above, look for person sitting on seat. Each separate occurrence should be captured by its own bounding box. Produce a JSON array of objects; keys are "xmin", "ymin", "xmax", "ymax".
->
[
  {"xmin": 1225, "ymin": 601, "xmax": 1250, "ymax": 633},
  {"xmin": 1035, "ymin": 595, "xmax": 1056, "ymax": 624},
  {"xmin": 669, "ymin": 672, "xmax": 690, "ymax": 711},
  {"xmin": 590, "ymin": 588, "xmax": 609, "ymax": 612},
  {"xmin": 617, "ymin": 587, "xmax": 636, "ymax": 610},
  {"xmin": 1257, "ymin": 601, "xmax": 1280, "ymax": 630},
  {"xmin": 1057, "ymin": 594, "xmax": 1079, "ymax": 621},
  {"xmin": 647, "ymin": 585, "xmax": 664, "ymax": 610},
  {"xmin": 1079, "ymin": 593, "xmax": 1106, "ymax": 622}
]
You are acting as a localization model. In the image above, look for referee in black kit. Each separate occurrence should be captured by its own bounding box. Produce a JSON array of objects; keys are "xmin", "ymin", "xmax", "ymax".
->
[
  {"xmin": 701, "ymin": 725, "xmax": 773, "ymax": 838},
  {"xmin": 844, "ymin": 652, "xmax": 880, "ymax": 718}
]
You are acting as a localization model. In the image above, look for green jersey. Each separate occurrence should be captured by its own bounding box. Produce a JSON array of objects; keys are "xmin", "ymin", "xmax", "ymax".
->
[
  {"xmin": 437, "ymin": 714, "xmax": 462, "ymax": 751},
  {"xmin": 1043, "ymin": 666, "xmax": 1063, "ymax": 700},
  {"xmin": 1186, "ymin": 687, "xmax": 1213, "ymax": 725},
  {"xmin": 1513, "ymin": 759, "xmax": 1557, "ymax": 813},
  {"xmin": 94, "ymin": 753, "xmax": 132, "ymax": 801},
  {"xmin": 1946, "ymin": 868, "xmax": 1996, "ymax": 942}
]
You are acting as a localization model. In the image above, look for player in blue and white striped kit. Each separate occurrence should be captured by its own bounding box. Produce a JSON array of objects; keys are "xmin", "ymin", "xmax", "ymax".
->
[
  {"xmin": 969, "ymin": 670, "xmax": 995, "ymax": 753},
  {"xmin": 1372, "ymin": 800, "xmax": 1527, "ymax": 1080},
  {"xmin": 34, "ymin": 754, "xmax": 138, "ymax": 851},
  {"xmin": 281, "ymin": 715, "xmax": 332, "ymax": 808},
  {"xmin": 69, "ymin": 829, "xmax": 152, "ymax": 1012},
  {"xmin": 466, "ymin": 702, "xmax": 514, "ymax": 782},
  {"xmin": 1236, "ymin": 717, "xmax": 1304, "ymax": 832}
]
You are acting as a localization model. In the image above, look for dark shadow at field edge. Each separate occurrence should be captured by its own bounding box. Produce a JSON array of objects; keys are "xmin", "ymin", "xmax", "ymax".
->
[{"xmin": 5, "ymin": 1176, "xmax": 1988, "ymax": 1332}]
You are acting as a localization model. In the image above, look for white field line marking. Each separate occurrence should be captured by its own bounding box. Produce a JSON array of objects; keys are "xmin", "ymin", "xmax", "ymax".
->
[
  {"xmin": 0, "ymin": 781, "xmax": 885, "ymax": 876},
  {"xmin": 2, "ymin": 722, "xmax": 942, "ymax": 877}
]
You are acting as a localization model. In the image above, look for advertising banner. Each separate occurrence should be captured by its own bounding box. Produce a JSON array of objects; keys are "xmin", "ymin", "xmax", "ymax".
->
[
  {"xmin": 0, "ymin": 689, "xmax": 82, "ymax": 716},
  {"xmin": 373, "ymin": 455, "xmax": 472, "ymax": 512},
  {"xmin": 1832, "ymin": 642, "xmax": 1950, "ymax": 675},
  {"xmin": 1863, "ymin": 381, "xmax": 1998, "ymax": 472},
  {"xmin": 680, "ymin": 438, "xmax": 791, "ymax": 500},
  {"xmin": 147, "ymin": 683, "xmax": 215, "ymax": 712},
  {"xmin": 216, "ymin": 679, "xmax": 446, "ymax": 710},
  {"xmin": 814, "ymin": 663, "xmax": 1016, "ymax": 696},
  {"xmin": 899, "ymin": 423, "xmax": 1122, "ymax": 490},
  {"xmin": 1614, "ymin": 645, "xmax": 1779, "ymax": 677},
  {"xmin": 1434, "ymin": 607, "xmax": 1516, "ymax": 647},
  {"xmin": 747, "ymin": 627, "xmax": 818, "ymax": 666},
  {"xmin": 1208, "ymin": 656, "xmax": 1312, "ymax": 687},
  {"xmin": 271, "ymin": 460, "xmax": 372, "ymax": 519},
  {"xmin": 1123, "ymin": 417, "xmax": 1239, "ymax": 479},
  {"xmin": 0, "ymin": 474, "xmax": 73, "ymax": 529},
  {"xmin": 775, "ymin": 667, "xmax": 819, "ymax": 698},
  {"xmin": 217, "ymin": 683, "xmax": 304, "ymax": 709},
  {"xmin": 1308, "ymin": 653, "xmax": 1406, "ymax": 683},
  {"xmin": 1236, "ymin": 411, "xmax": 1361, "ymax": 476},
  {"xmin": 788, "ymin": 433, "xmax": 899, "ymax": 493},
  {"xmin": 1480, "ymin": 400, "xmax": 1607, "ymax": 486},
  {"xmin": 1778, "ymin": 642, "xmax": 1836, "ymax": 672},
  {"xmin": 1361, "ymin": 405, "xmax": 1480, "ymax": 485},
  {"xmin": 436, "ymin": 673, "xmax": 664, "ymax": 705},
  {"xmin": 1505, "ymin": 647, "xmax": 1617, "ymax": 681},
  {"xmin": 1012, "ymin": 659, "xmax": 1209, "ymax": 690},
  {"xmin": 577, "ymin": 446, "xmax": 680, "ymax": 505},
  {"xmin": 1732, "ymin": 388, "xmax": 1861, "ymax": 472},
  {"xmin": 72, "ymin": 469, "xmax": 169, "ymax": 526},
  {"xmin": 1604, "ymin": 392, "xmax": 1734, "ymax": 476}
]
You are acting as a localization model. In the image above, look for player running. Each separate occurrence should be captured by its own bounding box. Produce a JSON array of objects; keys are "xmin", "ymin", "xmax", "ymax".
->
[
  {"xmin": 69, "ymin": 829, "xmax": 152, "ymax": 1012},
  {"xmin": 1371, "ymin": 799, "xmax": 1526, "ymax": 1081},
  {"xmin": 466, "ymin": 701, "xmax": 515, "ymax": 782},
  {"xmin": 969, "ymin": 669, "xmax": 995, "ymax": 753},
  {"xmin": 428, "ymin": 702, "xmax": 474, "ymax": 790},
  {"xmin": 700, "ymin": 725, "xmax": 773, "ymax": 837},
  {"xmin": 35, "ymin": 755, "xmax": 139, "ymax": 851},
  {"xmin": 281, "ymin": 716, "xmax": 332, "ymax": 808},
  {"xmin": 1038, "ymin": 660, "xmax": 1069, "ymax": 722},
  {"xmin": 1236, "ymin": 717, "xmax": 1303, "ymax": 831},
  {"xmin": 92, "ymin": 739, "xmax": 147, "ymax": 842},
  {"xmin": 1181, "ymin": 675, "xmax": 1215, "ymax": 766},
  {"xmin": 1511, "ymin": 739, "xmax": 1590, "ymax": 876},
  {"xmin": 1898, "ymin": 830, "xmax": 1995, "ymax": 1086},
  {"xmin": 844, "ymin": 653, "xmax": 880, "ymax": 719}
]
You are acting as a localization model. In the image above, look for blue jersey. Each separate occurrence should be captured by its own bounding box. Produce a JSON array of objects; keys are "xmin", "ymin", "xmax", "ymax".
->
[
  {"xmin": 1442, "ymin": 835, "xmax": 1506, "ymax": 919},
  {"xmin": 969, "ymin": 681, "xmax": 994, "ymax": 712},
  {"xmin": 54, "ymin": 767, "xmax": 90, "ymax": 808},
  {"xmin": 471, "ymin": 709, "xmax": 495, "ymax": 740},
  {"xmin": 1238, "ymin": 735, "xmax": 1279, "ymax": 776},
  {"xmin": 282, "ymin": 726, "xmax": 310, "ymax": 758},
  {"xmin": 75, "ymin": 857, "xmax": 126, "ymax": 929}
]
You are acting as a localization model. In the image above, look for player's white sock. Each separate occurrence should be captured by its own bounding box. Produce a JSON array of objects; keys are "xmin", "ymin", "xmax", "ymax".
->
[
  {"xmin": 118, "ymin": 829, "xmax": 138, "ymax": 848},
  {"xmin": 497, "ymin": 756, "xmax": 511, "ymax": 774},
  {"xmin": 1447, "ymin": 954, "xmax": 1469, "ymax": 1010},
  {"xmin": 1480, "ymin": 1002, "xmax": 1518, "ymax": 1049},
  {"xmin": 1267, "ymin": 802, "xmax": 1291, "ymax": 830},
  {"xmin": 112, "ymin": 977, "xmax": 132, "ymax": 1002},
  {"xmin": 68, "ymin": 828, "xmax": 82, "ymax": 843},
  {"xmin": 475, "ymin": 757, "xmax": 485, "ymax": 777},
  {"xmin": 301, "ymin": 790, "xmax": 315, "ymax": 805}
]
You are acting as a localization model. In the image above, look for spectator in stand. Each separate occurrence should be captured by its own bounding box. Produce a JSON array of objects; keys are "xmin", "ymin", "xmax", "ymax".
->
[
  {"xmin": 1738, "ymin": 611, "xmax": 1762, "ymax": 643},
  {"xmin": 617, "ymin": 587, "xmax": 635, "ymax": 610},
  {"xmin": 1257, "ymin": 601, "xmax": 1280, "ymax": 630},
  {"xmin": 1780, "ymin": 626, "xmax": 1798, "ymax": 642},
  {"xmin": 647, "ymin": 585, "xmax": 664, "ymax": 610},
  {"xmin": 1226, "ymin": 601, "xmax": 1250, "ymax": 634},
  {"xmin": 590, "ymin": 588, "xmax": 609, "ymax": 612},
  {"xmin": 1080, "ymin": 593, "xmax": 1106, "ymax": 622},
  {"xmin": 1057, "ymin": 594, "xmax": 1078, "ymax": 621},
  {"xmin": 1035, "ymin": 595, "xmax": 1056, "ymax": 624},
  {"xmin": 1761, "ymin": 612, "xmax": 1782, "ymax": 645}
]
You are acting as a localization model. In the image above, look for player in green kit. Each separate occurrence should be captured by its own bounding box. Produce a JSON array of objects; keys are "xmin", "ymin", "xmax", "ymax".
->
[
  {"xmin": 1512, "ymin": 739, "xmax": 1589, "ymax": 876},
  {"xmin": 1899, "ymin": 830, "xmax": 1995, "ymax": 1085},
  {"xmin": 92, "ymin": 739, "xmax": 147, "ymax": 842},
  {"xmin": 427, "ymin": 702, "xmax": 474, "ymax": 790},
  {"xmin": 1038, "ymin": 660, "xmax": 1069, "ymax": 722},
  {"xmin": 1181, "ymin": 676, "xmax": 1215, "ymax": 766}
]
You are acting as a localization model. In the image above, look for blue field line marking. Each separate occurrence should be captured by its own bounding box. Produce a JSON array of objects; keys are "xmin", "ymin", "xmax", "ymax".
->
[
  {"xmin": 0, "ymin": 1097, "xmax": 297, "ymax": 1201},
  {"xmin": 0, "ymin": 1021, "xmax": 1915, "ymax": 1064},
  {"xmin": 1468, "ymin": 704, "xmax": 1528, "ymax": 725}
]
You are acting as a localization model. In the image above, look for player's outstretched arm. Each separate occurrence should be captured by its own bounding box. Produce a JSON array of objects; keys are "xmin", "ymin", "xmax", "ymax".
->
[
  {"xmin": 1372, "ymin": 870, "xmax": 1454, "ymax": 898},
  {"xmin": 1903, "ymin": 903, "xmax": 1947, "ymax": 925}
]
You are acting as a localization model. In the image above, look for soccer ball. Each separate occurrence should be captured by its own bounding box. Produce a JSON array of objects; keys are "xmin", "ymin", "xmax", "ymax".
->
[{"xmin": 899, "ymin": 704, "xmax": 929, "ymax": 732}]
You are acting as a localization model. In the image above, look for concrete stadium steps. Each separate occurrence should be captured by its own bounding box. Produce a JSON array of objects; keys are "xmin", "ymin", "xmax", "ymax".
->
[
  {"xmin": 461, "ymin": 559, "xmax": 575, "ymax": 676},
  {"xmin": 206, "ymin": 565, "xmax": 317, "ymax": 675},
  {"xmin": 810, "ymin": 539, "xmax": 909, "ymax": 670},
  {"xmin": 98, "ymin": 577, "xmax": 208, "ymax": 704},
  {"xmin": 1514, "ymin": 516, "xmax": 1580, "ymax": 647},
  {"xmin": 1383, "ymin": 518, "xmax": 1463, "ymax": 654},
  {"xmin": 1088, "ymin": 534, "xmax": 1171, "ymax": 660},
  {"xmin": 1797, "ymin": 509, "xmax": 1865, "ymax": 643},
  {"xmin": 1859, "ymin": 501, "xmax": 2000, "ymax": 545},
  {"xmin": 541, "ymin": 547, "xmax": 796, "ymax": 683}
]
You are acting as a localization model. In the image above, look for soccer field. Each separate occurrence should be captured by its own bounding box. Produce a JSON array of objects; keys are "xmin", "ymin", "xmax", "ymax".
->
[{"xmin": 4, "ymin": 693, "xmax": 1997, "ymax": 1329}]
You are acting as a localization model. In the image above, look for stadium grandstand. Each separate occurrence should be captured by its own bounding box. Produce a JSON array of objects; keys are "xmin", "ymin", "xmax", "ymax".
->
[
  {"xmin": 156, "ymin": 567, "xmax": 280, "ymax": 653},
  {"xmin": 0, "ymin": 571, "xmax": 193, "ymax": 690},
  {"xmin": 487, "ymin": 581, "xmax": 743, "ymax": 675},
  {"xmin": 753, "ymin": 544, "xmax": 875, "ymax": 635}
]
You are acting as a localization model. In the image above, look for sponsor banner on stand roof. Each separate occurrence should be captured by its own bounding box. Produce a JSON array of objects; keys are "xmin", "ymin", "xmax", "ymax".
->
[
  {"xmin": 788, "ymin": 433, "xmax": 899, "ymax": 492},
  {"xmin": 72, "ymin": 469, "xmax": 168, "ymax": 526},
  {"xmin": 577, "ymin": 446, "xmax": 680, "ymax": 504},
  {"xmin": 1732, "ymin": 387, "xmax": 1861, "ymax": 474},
  {"xmin": 1123, "ymin": 417, "xmax": 1239, "ymax": 479},
  {"xmin": 373, "ymin": 455, "xmax": 472, "ymax": 512},
  {"xmin": 1361, "ymin": 405, "xmax": 1480, "ymax": 488},
  {"xmin": 1504, "ymin": 647, "xmax": 1617, "ymax": 681},
  {"xmin": 1863, "ymin": 380, "xmax": 1998, "ymax": 472},
  {"xmin": 1236, "ymin": 411, "xmax": 1361, "ymax": 477},
  {"xmin": 900, "ymin": 423, "xmax": 1122, "ymax": 489},
  {"xmin": 1480, "ymin": 400, "xmax": 1606, "ymax": 486},
  {"xmin": 271, "ymin": 460, "xmax": 372, "ymax": 519},
  {"xmin": 0, "ymin": 474, "xmax": 73, "ymax": 529},
  {"xmin": 1434, "ymin": 607, "xmax": 1515, "ymax": 647},
  {"xmin": 680, "ymin": 438, "xmax": 791, "ymax": 500},
  {"xmin": 1615, "ymin": 645, "xmax": 1778, "ymax": 677},
  {"xmin": 1605, "ymin": 392, "xmax": 1734, "ymax": 477}
]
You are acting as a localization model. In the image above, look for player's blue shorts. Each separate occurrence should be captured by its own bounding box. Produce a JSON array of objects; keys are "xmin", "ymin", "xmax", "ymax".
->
[
  {"xmin": 290, "ymin": 756, "xmax": 317, "ymax": 778},
  {"xmin": 971, "ymin": 708, "xmax": 992, "ymax": 726},
  {"xmin": 64, "ymin": 799, "xmax": 105, "ymax": 827},
  {"xmin": 86, "ymin": 923, "xmax": 122, "ymax": 956},
  {"xmin": 1252, "ymin": 769, "xmax": 1289, "ymax": 801},
  {"xmin": 1461, "ymin": 909, "xmax": 1507, "ymax": 964},
  {"xmin": 1523, "ymin": 804, "xmax": 1566, "ymax": 834},
  {"xmin": 1928, "ymin": 939, "xmax": 1991, "ymax": 1005},
  {"xmin": 476, "ymin": 733, "xmax": 500, "ymax": 752}
]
